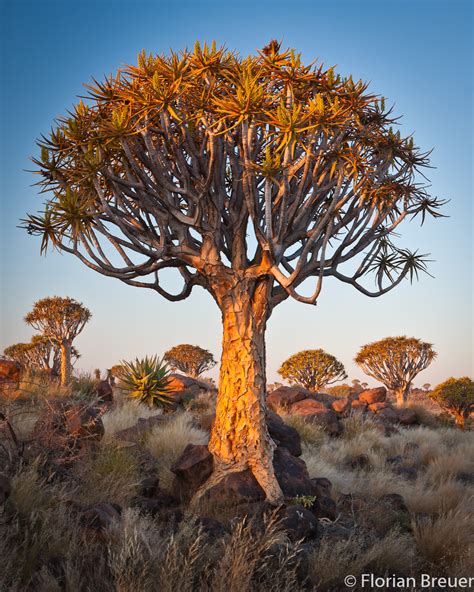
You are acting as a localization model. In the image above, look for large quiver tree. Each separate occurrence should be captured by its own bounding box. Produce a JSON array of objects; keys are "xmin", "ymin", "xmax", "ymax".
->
[
  {"xmin": 355, "ymin": 336, "xmax": 436, "ymax": 405},
  {"xmin": 24, "ymin": 297, "xmax": 91, "ymax": 385},
  {"xmin": 24, "ymin": 41, "xmax": 444, "ymax": 503}
]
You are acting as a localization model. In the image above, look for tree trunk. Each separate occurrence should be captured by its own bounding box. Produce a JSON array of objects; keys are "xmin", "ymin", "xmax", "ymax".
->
[
  {"xmin": 454, "ymin": 411, "xmax": 466, "ymax": 430},
  {"xmin": 206, "ymin": 278, "xmax": 284, "ymax": 505},
  {"xmin": 60, "ymin": 341, "xmax": 72, "ymax": 386},
  {"xmin": 395, "ymin": 383, "xmax": 411, "ymax": 406}
]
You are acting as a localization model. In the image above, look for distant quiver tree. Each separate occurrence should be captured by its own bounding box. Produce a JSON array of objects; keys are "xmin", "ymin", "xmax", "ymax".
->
[
  {"xmin": 355, "ymin": 336, "xmax": 436, "ymax": 405},
  {"xmin": 278, "ymin": 349, "xmax": 347, "ymax": 391},
  {"xmin": 164, "ymin": 344, "xmax": 216, "ymax": 378},
  {"xmin": 23, "ymin": 41, "xmax": 444, "ymax": 503},
  {"xmin": 24, "ymin": 297, "xmax": 91, "ymax": 385}
]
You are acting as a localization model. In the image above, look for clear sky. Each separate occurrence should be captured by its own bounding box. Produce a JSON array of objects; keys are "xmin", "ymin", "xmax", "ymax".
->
[{"xmin": 0, "ymin": 0, "xmax": 472, "ymax": 387}]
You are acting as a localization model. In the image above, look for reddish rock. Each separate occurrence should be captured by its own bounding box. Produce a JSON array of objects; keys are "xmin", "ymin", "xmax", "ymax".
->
[
  {"xmin": 273, "ymin": 446, "xmax": 316, "ymax": 497},
  {"xmin": 313, "ymin": 496, "xmax": 338, "ymax": 521},
  {"xmin": 0, "ymin": 358, "xmax": 21, "ymax": 386},
  {"xmin": 332, "ymin": 398, "xmax": 351, "ymax": 414},
  {"xmin": 351, "ymin": 399, "xmax": 368, "ymax": 410},
  {"xmin": 368, "ymin": 402, "xmax": 387, "ymax": 413},
  {"xmin": 204, "ymin": 469, "xmax": 265, "ymax": 506},
  {"xmin": 396, "ymin": 408, "xmax": 418, "ymax": 425},
  {"xmin": 310, "ymin": 477, "xmax": 332, "ymax": 498},
  {"xmin": 291, "ymin": 399, "xmax": 328, "ymax": 415},
  {"xmin": 0, "ymin": 474, "xmax": 11, "ymax": 505},
  {"xmin": 267, "ymin": 411, "xmax": 302, "ymax": 457},
  {"xmin": 64, "ymin": 405, "xmax": 105, "ymax": 442},
  {"xmin": 115, "ymin": 415, "xmax": 168, "ymax": 442},
  {"xmin": 279, "ymin": 504, "xmax": 318, "ymax": 541},
  {"xmin": 96, "ymin": 380, "xmax": 113, "ymax": 404},
  {"xmin": 171, "ymin": 444, "xmax": 214, "ymax": 501},
  {"xmin": 359, "ymin": 387, "xmax": 387, "ymax": 405},
  {"xmin": 167, "ymin": 374, "xmax": 210, "ymax": 398},
  {"xmin": 266, "ymin": 386, "xmax": 308, "ymax": 410}
]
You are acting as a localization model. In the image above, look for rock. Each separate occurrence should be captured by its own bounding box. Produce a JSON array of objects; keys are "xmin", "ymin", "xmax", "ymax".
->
[
  {"xmin": 96, "ymin": 380, "xmax": 113, "ymax": 404},
  {"xmin": 331, "ymin": 398, "xmax": 351, "ymax": 414},
  {"xmin": 115, "ymin": 415, "xmax": 168, "ymax": 442},
  {"xmin": 393, "ymin": 467, "xmax": 418, "ymax": 480},
  {"xmin": 204, "ymin": 446, "xmax": 317, "ymax": 506},
  {"xmin": 267, "ymin": 411, "xmax": 302, "ymax": 457},
  {"xmin": 64, "ymin": 405, "xmax": 105, "ymax": 442},
  {"xmin": 131, "ymin": 491, "xmax": 178, "ymax": 515},
  {"xmin": 359, "ymin": 387, "xmax": 387, "ymax": 405},
  {"xmin": 171, "ymin": 444, "xmax": 214, "ymax": 501},
  {"xmin": 196, "ymin": 516, "xmax": 226, "ymax": 537},
  {"xmin": 167, "ymin": 374, "xmax": 210, "ymax": 399},
  {"xmin": 0, "ymin": 358, "xmax": 21, "ymax": 387},
  {"xmin": 273, "ymin": 446, "xmax": 316, "ymax": 497},
  {"xmin": 266, "ymin": 386, "xmax": 308, "ymax": 410},
  {"xmin": 204, "ymin": 469, "xmax": 265, "ymax": 506},
  {"xmin": 139, "ymin": 475, "xmax": 160, "ymax": 498},
  {"xmin": 396, "ymin": 408, "xmax": 418, "ymax": 425},
  {"xmin": 368, "ymin": 402, "xmax": 387, "ymax": 413},
  {"xmin": 351, "ymin": 399, "xmax": 368, "ymax": 410},
  {"xmin": 279, "ymin": 504, "xmax": 318, "ymax": 541},
  {"xmin": 377, "ymin": 407, "xmax": 399, "ymax": 422},
  {"xmin": 31, "ymin": 401, "xmax": 104, "ymax": 457},
  {"xmin": 380, "ymin": 493, "xmax": 409, "ymax": 513},
  {"xmin": 314, "ymin": 496, "xmax": 338, "ymax": 521},
  {"xmin": 350, "ymin": 454, "xmax": 371, "ymax": 470},
  {"xmin": 79, "ymin": 502, "xmax": 121, "ymax": 534},
  {"xmin": 310, "ymin": 477, "xmax": 332, "ymax": 498},
  {"xmin": 0, "ymin": 474, "xmax": 11, "ymax": 505},
  {"xmin": 291, "ymin": 399, "xmax": 328, "ymax": 414}
]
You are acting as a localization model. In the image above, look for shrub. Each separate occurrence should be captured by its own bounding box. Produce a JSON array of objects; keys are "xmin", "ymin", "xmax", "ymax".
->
[{"xmin": 429, "ymin": 377, "xmax": 474, "ymax": 429}]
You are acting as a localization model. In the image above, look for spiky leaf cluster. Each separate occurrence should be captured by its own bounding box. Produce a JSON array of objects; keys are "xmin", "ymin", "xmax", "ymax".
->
[
  {"xmin": 355, "ymin": 336, "xmax": 436, "ymax": 391},
  {"xmin": 429, "ymin": 377, "xmax": 474, "ymax": 420},
  {"xmin": 278, "ymin": 349, "xmax": 347, "ymax": 391},
  {"xmin": 23, "ymin": 41, "xmax": 445, "ymax": 306},
  {"xmin": 164, "ymin": 344, "xmax": 216, "ymax": 377},
  {"xmin": 118, "ymin": 355, "xmax": 175, "ymax": 408}
]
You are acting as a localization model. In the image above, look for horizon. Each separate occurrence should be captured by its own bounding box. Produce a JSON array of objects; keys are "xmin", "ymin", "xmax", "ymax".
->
[{"xmin": 1, "ymin": 0, "xmax": 472, "ymax": 387}]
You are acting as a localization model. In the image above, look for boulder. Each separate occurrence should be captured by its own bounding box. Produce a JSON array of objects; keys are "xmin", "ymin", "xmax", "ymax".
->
[
  {"xmin": 396, "ymin": 408, "xmax": 418, "ymax": 425},
  {"xmin": 167, "ymin": 374, "xmax": 210, "ymax": 399},
  {"xmin": 115, "ymin": 415, "xmax": 168, "ymax": 442},
  {"xmin": 310, "ymin": 477, "xmax": 332, "ymax": 498},
  {"xmin": 279, "ymin": 504, "xmax": 318, "ymax": 541},
  {"xmin": 267, "ymin": 410, "xmax": 302, "ymax": 457},
  {"xmin": 351, "ymin": 400, "xmax": 368, "ymax": 411},
  {"xmin": 0, "ymin": 474, "xmax": 11, "ymax": 505},
  {"xmin": 64, "ymin": 405, "xmax": 105, "ymax": 442},
  {"xmin": 79, "ymin": 502, "xmax": 121, "ymax": 535},
  {"xmin": 331, "ymin": 398, "xmax": 351, "ymax": 414},
  {"xmin": 377, "ymin": 407, "xmax": 399, "ymax": 423},
  {"xmin": 96, "ymin": 380, "xmax": 113, "ymax": 404},
  {"xmin": 313, "ymin": 496, "xmax": 338, "ymax": 521},
  {"xmin": 171, "ymin": 444, "xmax": 214, "ymax": 501},
  {"xmin": 131, "ymin": 491, "xmax": 178, "ymax": 515},
  {"xmin": 290, "ymin": 399, "xmax": 329, "ymax": 415},
  {"xmin": 368, "ymin": 402, "xmax": 387, "ymax": 413},
  {"xmin": 359, "ymin": 387, "xmax": 387, "ymax": 405},
  {"xmin": 266, "ymin": 386, "xmax": 308, "ymax": 410},
  {"xmin": 139, "ymin": 475, "xmax": 160, "ymax": 498},
  {"xmin": 294, "ymin": 407, "xmax": 340, "ymax": 435},
  {"xmin": 273, "ymin": 446, "xmax": 316, "ymax": 497},
  {"xmin": 0, "ymin": 358, "xmax": 21, "ymax": 386}
]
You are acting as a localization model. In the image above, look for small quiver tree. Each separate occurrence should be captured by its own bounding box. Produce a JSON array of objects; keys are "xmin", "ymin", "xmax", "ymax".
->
[
  {"xmin": 24, "ymin": 42, "xmax": 445, "ymax": 503},
  {"xmin": 24, "ymin": 297, "xmax": 91, "ymax": 386},
  {"xmin": 164, "ymin": 344, "xmax": 216, "ymax": 378},
  {"xmin": 4, "ymin": 336, "xmax": 79, "ymax": 378},
  {"xmin": 355, "ymin": 336, "xmax": 436, "ymax": 406},
  {"xmin": 429, "ymin": 377, "xmax": 474, "ymax": 429},
  {"xmin": 278, "ymin": 349, "xmax": 347, "ymax": 391}
]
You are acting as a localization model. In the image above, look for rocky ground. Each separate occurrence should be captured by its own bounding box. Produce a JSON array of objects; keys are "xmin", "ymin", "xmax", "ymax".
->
[{"xmin": 0, "ymin": 373, "xmax": 473, "ymax": 591}]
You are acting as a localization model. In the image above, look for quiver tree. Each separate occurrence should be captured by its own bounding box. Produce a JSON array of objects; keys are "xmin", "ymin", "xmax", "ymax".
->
[
  {"xmin": 429, "ymin": 377, "xmax": 474, "ymax": 429},
  {"xmin": 23, "ymin": 41, "xmax": 444, "ymax": 503},
  {"xmin": 24, "ymin": 297, "xmax": 91, "ymax": 385},
  {"xmin": 4, "ymin": 335, "xmax": 79, "ymax": 377},
  {"xmin": 164, "ymin": 344, "xmax": 216, "ymax": 378},
  {"xmin": 355, "ymin": 336, "xmax": 436, "ymax": 405},
  {"xmin": 278, "ymin": 349, "xmax": 347, "ymax": 391}
]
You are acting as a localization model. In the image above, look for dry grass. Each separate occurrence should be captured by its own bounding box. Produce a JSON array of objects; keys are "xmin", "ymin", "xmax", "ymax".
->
[
  {"xmin": 278, "ymin": 411, "xmax": 327, "ymax": 446},
  {"xmin": 145, "ymin": 412, "xmax": 209, "ymax": 491},
  {"xmin": 102, "ymin": 398, "xmax": 162, "ymax": 439}
]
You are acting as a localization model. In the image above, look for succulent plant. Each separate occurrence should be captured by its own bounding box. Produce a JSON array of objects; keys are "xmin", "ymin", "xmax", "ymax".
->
[{"xmin": 118, "ymin": 355, "xmax": 175, "ymax": 409}]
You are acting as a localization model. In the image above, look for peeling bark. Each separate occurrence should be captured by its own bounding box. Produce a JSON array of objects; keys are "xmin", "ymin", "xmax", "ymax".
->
[
  {"xmin": 395, "ymin": 383, "xmax": 411, "ymax": 407},
  {"xmin": 202, "ymin": 276, "xmax": 284, "ymax": 505},
  {"xmin": 60, "ymin": 341, "xmax": 72, "ymax": 386}
]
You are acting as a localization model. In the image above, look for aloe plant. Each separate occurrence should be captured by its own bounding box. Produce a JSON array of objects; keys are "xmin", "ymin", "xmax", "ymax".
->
[{"xmin": 119, "ymin": 355, "xmax": 175, "ymax": 408}]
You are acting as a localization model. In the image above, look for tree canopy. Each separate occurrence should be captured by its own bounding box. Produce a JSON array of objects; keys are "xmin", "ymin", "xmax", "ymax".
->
[
  {"xmin": 429, "ymin": 377, "xmax": 474, "ymax": 429},
  {"xmin": 164, "ymin": 344, "xmax": 216, "ymax": 377},
  {"xmin": 23, "ymin": 40, "xmax": 444, "ymax": 307},
  {"xmin": 355, "ymin": 336, "xmax": 436, "ymax": 404},
  {"xmin": 278, "ymin": 348, "xmax": 347, "ymax": 391}
]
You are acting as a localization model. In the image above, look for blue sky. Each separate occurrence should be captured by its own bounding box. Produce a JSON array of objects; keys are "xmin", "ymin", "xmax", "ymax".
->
[{"xmin": 1, "ymin": 0, "xmax": 472, "ymax": 386}]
